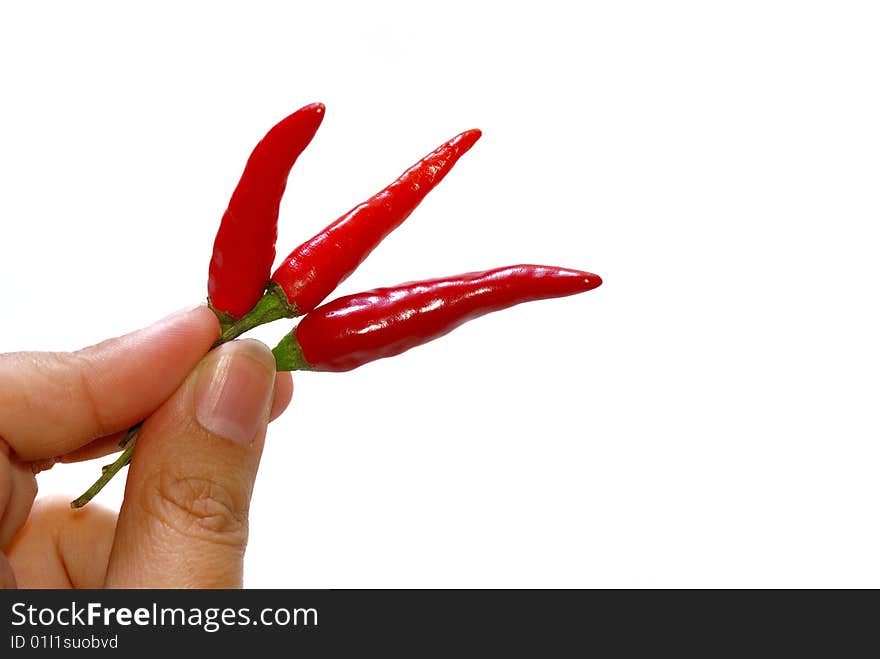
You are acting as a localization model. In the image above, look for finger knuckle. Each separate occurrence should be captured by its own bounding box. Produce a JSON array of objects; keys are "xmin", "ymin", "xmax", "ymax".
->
[{"xmin": 142, "ymin": 471, "xmax": 248, "ymax": 546}]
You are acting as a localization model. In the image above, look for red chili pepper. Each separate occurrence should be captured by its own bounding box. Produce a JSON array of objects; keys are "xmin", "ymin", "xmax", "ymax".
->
[
  {"xmin": 208, "ymin": 102, "xmax": 325, "ymax": 319},
  {"xmin": 272, "ymin": 265, "xmax": 602, "ymax": 372},
  {"xmin": 268, "ymin": 128, "xmax": 482, "ymax": 316}
]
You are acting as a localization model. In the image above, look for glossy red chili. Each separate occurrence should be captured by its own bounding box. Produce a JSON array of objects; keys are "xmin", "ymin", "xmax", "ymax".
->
[
  {"xmin": 208, "ymin": 102, "xmax": 325, "ymax": 318},
  {"xmin": 272, "ymin": 265, "xmax": 602, "ymax": 372},
  {"xmin": 269, "ymin": 128, "xmax": 481, "ymax": 315}
]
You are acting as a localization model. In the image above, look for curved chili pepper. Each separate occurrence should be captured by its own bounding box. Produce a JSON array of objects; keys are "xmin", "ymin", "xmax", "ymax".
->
[
  {"xmin": 272, "ymin": 265, "xmax": 602, "ymax": 372},
  {"xmin": 208, "ymin": 102, "xmax": 325, "ymax": 319},
  {"xmin": 268, "ymin": 128, "xmax": 482, "ymax": 316}
]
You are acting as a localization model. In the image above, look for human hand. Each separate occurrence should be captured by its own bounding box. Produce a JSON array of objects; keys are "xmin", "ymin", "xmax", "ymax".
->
[{"xmin": 0, "ymin": 306, "xmax": 292, "ymax": 588}]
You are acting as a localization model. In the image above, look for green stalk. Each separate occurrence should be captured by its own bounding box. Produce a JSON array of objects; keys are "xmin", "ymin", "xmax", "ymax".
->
[
  {"xmin": 272, "ymin": 331, "xmax": 313, "ymax": 372},
  {"xmin": 212, "ymin": 281, "xmax": 298, "ymax": 345},
  {"xmin": 70, "ymin": 424, "xmax": 140, "ymax": 509}
]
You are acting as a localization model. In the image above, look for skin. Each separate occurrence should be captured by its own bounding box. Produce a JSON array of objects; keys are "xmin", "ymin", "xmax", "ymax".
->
[{"xmin": 0, "ymin": 306, "xmax": 293, "ymax": 588}]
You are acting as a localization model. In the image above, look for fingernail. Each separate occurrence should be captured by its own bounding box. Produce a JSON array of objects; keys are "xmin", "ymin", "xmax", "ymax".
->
[{"xmin": 194, "ymin": 339, "xmax": 276, "ymax": 445}]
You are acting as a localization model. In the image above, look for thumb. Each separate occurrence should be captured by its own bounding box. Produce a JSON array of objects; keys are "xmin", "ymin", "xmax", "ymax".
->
[{"xmin": 105, "ymin": 339, "xmax": 276, "ymax": 588}]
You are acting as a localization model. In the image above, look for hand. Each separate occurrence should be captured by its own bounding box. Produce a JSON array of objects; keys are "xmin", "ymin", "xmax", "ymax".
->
[{"xmin": 0, "ymin": 306, "xmax": 292, "ymax": 588}]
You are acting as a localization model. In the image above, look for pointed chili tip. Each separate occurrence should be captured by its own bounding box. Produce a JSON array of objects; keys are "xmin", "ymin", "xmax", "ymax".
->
[
  {"xmin": 458, "ymin": 128, "xmax": 482, "ymax": 149},
  {"xmin": 296, "ymin": 102, "xmax": 326, "ymax": 138},
  {"xmin": 294, "ymin": 102, "xmax": 326, "ymax": 127},
  {"xmin": 302, "ymin": 102, "xmax": 326, "ymax": 123},
  {"xmin": 551, "ymin": 266, "xmax": 602, "ymax": 292},
  {"xmin": 556, "ymin": 266, "xmax": 602, "ymax": 292}
]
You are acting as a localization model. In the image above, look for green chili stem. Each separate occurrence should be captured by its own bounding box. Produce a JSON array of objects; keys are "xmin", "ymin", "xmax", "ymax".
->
[
  {"xmin": 213, "ymin": 282, "xmax": 298, "ymax": 346},
  {"xmin": 272, "ymin": 331, "xmax": 312, "ymax": 372},
  {"xmin": 70, "ymin": 435, "xmax": 138, "ymax": 509}
]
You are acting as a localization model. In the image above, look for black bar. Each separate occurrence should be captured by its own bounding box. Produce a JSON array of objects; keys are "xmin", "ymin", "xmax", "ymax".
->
[{"xmin": 0, "ymin": 590, "xmax": 873, "ymax": 653}]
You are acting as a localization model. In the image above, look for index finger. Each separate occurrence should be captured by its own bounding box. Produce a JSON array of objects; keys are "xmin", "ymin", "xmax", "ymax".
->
[{"xmin": 0, "ymin": 306, "xmax": 219, "ymax": 461}]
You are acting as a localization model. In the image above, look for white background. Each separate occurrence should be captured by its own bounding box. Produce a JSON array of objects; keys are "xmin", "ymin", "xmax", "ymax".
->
[{"xmin": 1, "ymin": 1, "xmax": 879, "ymax": 588}]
